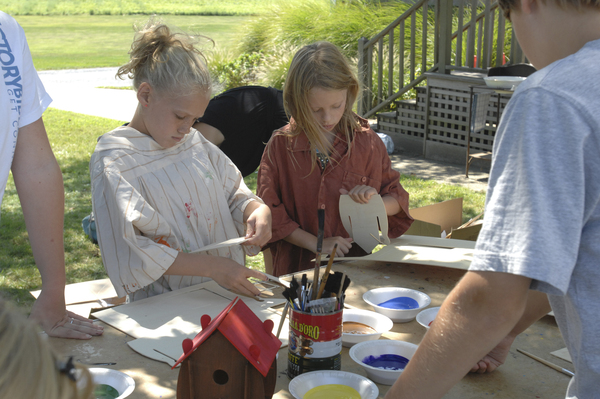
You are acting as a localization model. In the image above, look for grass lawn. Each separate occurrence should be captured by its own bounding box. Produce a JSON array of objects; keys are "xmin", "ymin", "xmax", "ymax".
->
[
  {"xmin": 16, "ymin": 15, "xmax": 250, "ymax": 70},
  {"xmin": 1, "ymin": 0, "xmax": 279, "ymax": 16}
]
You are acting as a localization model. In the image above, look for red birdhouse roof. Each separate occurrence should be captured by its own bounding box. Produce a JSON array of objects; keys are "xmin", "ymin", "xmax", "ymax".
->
[{"xmin": 172, "ymin": 297, "xmax": 281, "ymax": 377}]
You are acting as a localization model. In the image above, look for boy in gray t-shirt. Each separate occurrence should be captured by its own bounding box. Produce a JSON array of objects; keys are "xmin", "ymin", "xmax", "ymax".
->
[{"xmin": 384, "ymin": 1, "xmax": 600, "ymax": 398}]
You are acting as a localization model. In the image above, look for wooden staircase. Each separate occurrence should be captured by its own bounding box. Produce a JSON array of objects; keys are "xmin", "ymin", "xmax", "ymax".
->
[{"xmin": 357, "ymin": 0, "xmax": 526, "ymax": 165}]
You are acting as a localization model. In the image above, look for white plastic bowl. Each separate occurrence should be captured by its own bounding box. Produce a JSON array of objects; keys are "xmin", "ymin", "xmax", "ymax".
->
[
  {"xmin": 483, "ymin": 76, "xmax": 526, "ymax": 89},
  {"xmin": 87, "ymin": 368, "xmax": 135, "ymax": 399},
  {"xmin": 363, "ymin": 287, "xmax": 431, "ymax": 323},
  {"xmin": 342, "ymin": 308, "xmax": 393, "ymax": 348},
  {"xmin": 350, "ymin": 340, "xmax": 418, "ymax": 385},
  {"xmin": 288, "ymin": 370, "xmax": 379, "ymax": 399},
  {"xmin": 416, "ymin": 306, "xmax": 440, "ymax": 330}
]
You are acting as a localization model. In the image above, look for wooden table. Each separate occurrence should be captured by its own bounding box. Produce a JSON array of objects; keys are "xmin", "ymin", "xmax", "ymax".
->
[{"xmin": 50, "ymin": 260, "xmax": 572, "ymax": 398}]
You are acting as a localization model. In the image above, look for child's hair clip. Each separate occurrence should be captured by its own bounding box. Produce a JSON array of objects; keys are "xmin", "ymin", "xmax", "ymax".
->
[{"xmin": 56, "ymin": 356, "xmax": 77, "ymax": 382}]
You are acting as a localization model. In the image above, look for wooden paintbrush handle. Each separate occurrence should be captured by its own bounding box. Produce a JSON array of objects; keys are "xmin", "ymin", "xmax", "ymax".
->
[
  {"xmin": 317, "ymin": 243, "xmax": 337, "ymax": 299},
  {"xmin": 517, "ymin": 349, "xmax": 574, "ymax": 377},
  {"xmin": 311, "ymin": 210, "xmax": 325, "ymax": 300}
]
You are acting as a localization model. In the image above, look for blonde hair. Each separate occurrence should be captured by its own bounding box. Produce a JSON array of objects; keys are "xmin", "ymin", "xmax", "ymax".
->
[
  {"xmin": 0, "ymin": 300, "xmax": 94, "ymax": 399},
  {"xmin": 282, "ymin": 41, "xmax": 360, "ymax": 172},
  {"xmin": 117, "ymin": 19, "xmax": 212, "ymax": 98}
]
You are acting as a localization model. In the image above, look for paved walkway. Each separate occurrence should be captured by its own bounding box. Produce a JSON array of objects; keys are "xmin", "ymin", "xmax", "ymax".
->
[
  {"xmin": 38, "ymin": 67, "xmax": 136, "ymax": 122},
  {"xmin": 38, "ymin": 67, "xmax": 489, "ymax": 192},
  {"xmin": 390, "ymin": 151, "xmax": 489, "ymax": 192}
]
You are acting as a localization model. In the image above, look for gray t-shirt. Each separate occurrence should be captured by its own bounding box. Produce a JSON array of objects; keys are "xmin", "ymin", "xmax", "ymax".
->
[{"xmin": 470, "ymin": 38, "xmax": 600, "ymax": 398}]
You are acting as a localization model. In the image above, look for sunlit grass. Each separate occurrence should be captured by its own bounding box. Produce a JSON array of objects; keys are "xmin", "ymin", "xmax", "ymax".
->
[
  {"xmin": 400, "ymin": 175, "xmax": 486, "ymax": 222},
  {"xmin": 16, "ymin": 15, "xmax": 250, "ymax": 70},
  {"xmin": 1, "ymin": 0, "xmax": 280, "ymax": 16}
]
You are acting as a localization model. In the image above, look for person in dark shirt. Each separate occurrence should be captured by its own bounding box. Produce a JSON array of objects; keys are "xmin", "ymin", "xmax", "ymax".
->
[{"xmin": 193, "ymin": 86, "xmax": 288, "ymax": 177}]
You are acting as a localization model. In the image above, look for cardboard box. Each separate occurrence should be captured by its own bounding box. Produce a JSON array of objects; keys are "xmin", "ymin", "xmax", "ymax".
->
[
  {"xmin": 405, "ymin": 198, "xmax": 483, "ymax": 241},
  {"xmin": 449, "ymin": 220, "xmax": 483, "ymax": 241}
]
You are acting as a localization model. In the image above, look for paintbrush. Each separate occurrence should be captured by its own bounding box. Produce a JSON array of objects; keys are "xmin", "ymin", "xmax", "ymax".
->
[
  {"xmin": 290, "ymin": 276, "xmax": 301, "ymax": 300},
  {"xmin": 276, "ymin": 302, "xmax": 289, "ymax": 339},
  {"xmin": 317, "ymin": 243, "xmax": 338, "ymax": 299},
  {"xmin": 301, "ymin": 274, "xmax": 308, "ymax": 310},
  {"xmin": 282, "ymin": 290, "xmax": 293, "ymax": 308},
  {"xmin": 324, "ymin": 271, "xmax": 351, "ymax": 296},
  {"xmin": 337, "ymin": 273, "xmax": 347, "ymax": 308},
  {"xmin": 311, "ymin": 209, "xmax": 325, "ymax": 300},
  {"xmin": 517, "ymin": 349, "xmax": 574, "ymax": 377}
]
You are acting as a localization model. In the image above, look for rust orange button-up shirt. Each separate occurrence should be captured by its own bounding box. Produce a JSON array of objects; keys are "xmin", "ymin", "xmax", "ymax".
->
[{"xmin": 257, "ymin": 117, "xmax": 413, "ymax": 276}]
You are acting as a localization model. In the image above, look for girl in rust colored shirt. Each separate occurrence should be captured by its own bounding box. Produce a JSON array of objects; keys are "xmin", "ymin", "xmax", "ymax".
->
[{"xmin": 257, "ymin": 41, "xmax": 413, "ymax": 277}]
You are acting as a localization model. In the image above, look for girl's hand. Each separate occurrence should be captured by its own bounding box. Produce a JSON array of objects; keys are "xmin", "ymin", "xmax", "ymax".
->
[
  {"xmin": 322, "ymin": 237, "xmax": 353, "ymax": 257},
  {"xmin": 340, "ymin": 185, "xmax": 378, "ymax": 204},
  {"xmin": 30, "ymin": 290, "xmax": 104, "ymax": 340},
  {"xmin": 209, "ymin": 257, "xmax": 267, "ymax": 297},
  {"xmin": 244, "ymin": 203, "xmax": 272, "ymax": 247}
]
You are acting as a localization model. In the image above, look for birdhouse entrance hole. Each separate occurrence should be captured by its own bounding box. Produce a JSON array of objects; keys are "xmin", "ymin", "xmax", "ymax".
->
[{"xmin": 213, "ymin": 370, "xmax": 229, "ymax": 385}]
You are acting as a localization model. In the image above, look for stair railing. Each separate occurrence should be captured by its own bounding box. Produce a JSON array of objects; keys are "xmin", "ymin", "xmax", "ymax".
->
[
  {"xmin": 357, "ymin": 0, "xmax": 523, "ymax": 119},
  {"xmin": 357, "ymin": 0, "xmax": 439, "ymax": 118}
]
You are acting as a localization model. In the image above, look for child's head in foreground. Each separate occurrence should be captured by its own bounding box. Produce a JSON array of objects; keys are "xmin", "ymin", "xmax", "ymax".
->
[
  {"xmin": 117, "ymin": 20, "xmax": 213, "ymax": 148},
  {"xmin": 283, "ymin": 41, "xmax": 360, "ymax": 156},
  {"xmin": 0, "ymin": 300, "xmax": 93, "ymax": 398}
]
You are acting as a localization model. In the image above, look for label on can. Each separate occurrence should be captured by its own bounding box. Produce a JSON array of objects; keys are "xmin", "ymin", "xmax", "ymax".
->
[
  {"xmin": 287, "ymin": 351, "xmax": 342, "ymax": 379},
  {"xmin": 287, "ymin": 309, "xmax": 342, "ymax": 378}
]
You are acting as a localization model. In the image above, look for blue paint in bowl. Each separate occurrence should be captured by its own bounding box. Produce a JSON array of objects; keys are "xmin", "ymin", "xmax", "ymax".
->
[
  {"xmin": 377, "ymin": 296, "xmax": 419, "ymax": 310},
  {"xmin": 362, "ymin": 354, "xmax": 409, "ymax": 370}
]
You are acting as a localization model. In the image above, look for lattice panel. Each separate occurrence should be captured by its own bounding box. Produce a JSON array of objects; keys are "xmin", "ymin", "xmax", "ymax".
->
[
  {"xmin": 377, "ymin": 87, "xmax": 426, "ymax": 139},
  {"xmin": 427, "ymin": 86, "xmax": 471, "ymax": 146},
  {"xmin": 427, "ymin": 85, "xmax": 510, "ymax": 151}
]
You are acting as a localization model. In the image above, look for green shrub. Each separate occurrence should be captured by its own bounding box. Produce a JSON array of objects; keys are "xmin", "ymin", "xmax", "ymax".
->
[
  {"xmin": 255, "ymin": 45, "xmax": 298, "ymax": 90},
  {"xmin": 238, "ymin": 0, "xmax": 413, "ymax": 59},
  {"xmin": 234, "ymin": 0, "xmax": 428, "ymax": 96},
  {"xmin": 209, "ymin": 51, "xmax": 264, "ymax": 92}
]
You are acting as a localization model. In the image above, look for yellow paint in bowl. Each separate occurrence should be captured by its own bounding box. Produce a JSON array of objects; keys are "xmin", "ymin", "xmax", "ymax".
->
[{"xmin": 304, "ymin": 384, "xmax": 361, "ymax": 399}]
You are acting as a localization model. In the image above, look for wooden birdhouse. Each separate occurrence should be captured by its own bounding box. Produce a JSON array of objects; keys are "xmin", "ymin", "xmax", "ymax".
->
[{"xmin": 173, "ymin": 297, "xmax": 281, "ymax": 399}]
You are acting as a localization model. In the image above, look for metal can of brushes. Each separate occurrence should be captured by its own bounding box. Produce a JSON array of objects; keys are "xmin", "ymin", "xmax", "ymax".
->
[{"xmin": 287, "ymin": 308, "xmax": 342, "ymax": 378}]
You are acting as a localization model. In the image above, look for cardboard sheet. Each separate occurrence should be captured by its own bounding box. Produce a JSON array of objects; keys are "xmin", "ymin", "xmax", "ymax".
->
[
  {"xmin": 404, "ymin": 219, "xmax": 443, "ymax": 238},
  {"xmin": 393, "ymin": 235, "xmax": 476, "ymax": 250},
  {"xmin": 339, "ymin": 194, "xmax": 390, "ymax": 253},
  {"xmin": 31, "ymin": 278, "xmax": 118, "ymax": 305},
  {"xmin": 92, "ymin": 280, "xmax": 288, "ymax": 367},
  {"xmin": 324, "ymin": 235, "xmax": 475, "ymax": 270},
  {"xmin": 127, "ymin": 317, "xmax": 209, "ymax": 365},
  {"xmin": 408, "ymin": 198, "xmax": 463, "ymax": 235},
  {"xmin": 190, "ymin": 236, "xmax": 248, "ymax": 253},
  {"xmin": 65, "ymin": 303, "xmax": 96, "ymax": 319},
  {"xmin": 551, "ymin": 347, "xmax": 572, "ymax": 363},
  {"xmin": 449, "ymin": 221, "xmax": 483, "ymax": 241}
]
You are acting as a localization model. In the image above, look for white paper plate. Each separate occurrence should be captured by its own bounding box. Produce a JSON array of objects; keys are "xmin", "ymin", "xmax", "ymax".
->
[
  {"xmin": 416, "ymin": 306, "xmax": 440, "ymax": 329},
  {"xmin": 87, "ymin": 368, "xmax": 135, "ymax": 399},
  {"xmin": 288, "ymin": 370, "xmax": 379, "ymax": 399},
  {"xmin": 349, "ymin": 340, "xmax": 418, "ymax": 386},
  {"xmin": 363, "ymin": 287, "xmax": 431, "ymax": 323},
  {"xmin": 483, "ymin": 76, "xmax": 526, "ymax": 89},
  {"xmin": 342, "ymin": 308, "xmax": 393, "ymax": 347}
]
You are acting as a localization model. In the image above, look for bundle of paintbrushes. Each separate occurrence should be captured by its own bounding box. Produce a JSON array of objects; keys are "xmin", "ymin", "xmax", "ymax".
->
[{"xmin": 281, "ymin": 271, "xmax": 351, "ymax": 314}]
